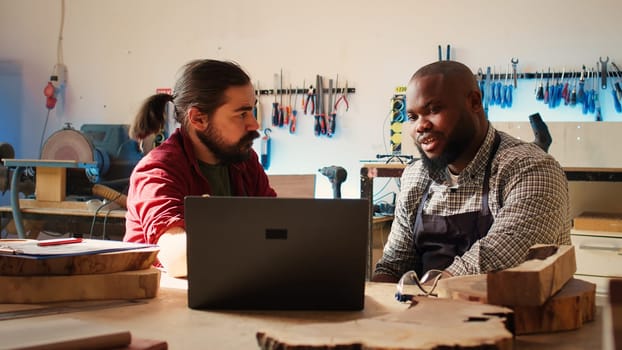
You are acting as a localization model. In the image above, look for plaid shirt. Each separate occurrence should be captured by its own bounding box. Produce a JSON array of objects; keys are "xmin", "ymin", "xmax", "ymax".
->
[{"xmin": 375, "ymin": 125, "xmax": 572, "ymax": 278}]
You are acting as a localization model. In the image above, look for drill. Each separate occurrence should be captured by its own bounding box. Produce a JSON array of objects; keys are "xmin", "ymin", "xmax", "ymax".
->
[{"xmin": 319, "ymin": 166, "xmax": 347, "ymax": 199}]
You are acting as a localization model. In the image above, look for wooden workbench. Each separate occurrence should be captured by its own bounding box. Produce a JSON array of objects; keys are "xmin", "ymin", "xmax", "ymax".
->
[
  {"xmin": 0, "ymin": 276, "xmax": 605, "ymax": 349},
  {"xmin": 0, "ymin": 200, "xmax": 126, "ymax": 240}
]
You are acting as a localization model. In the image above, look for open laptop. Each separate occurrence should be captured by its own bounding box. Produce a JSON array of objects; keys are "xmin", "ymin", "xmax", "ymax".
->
[{"xmin": 184, "ymin": 196, "xmax": 369, "ymax": 311}]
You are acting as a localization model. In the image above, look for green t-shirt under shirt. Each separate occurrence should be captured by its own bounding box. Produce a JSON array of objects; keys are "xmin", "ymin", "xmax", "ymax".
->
[{"xmin": 197, "ymin": 161, "xmax": 231, "ymax": 196}]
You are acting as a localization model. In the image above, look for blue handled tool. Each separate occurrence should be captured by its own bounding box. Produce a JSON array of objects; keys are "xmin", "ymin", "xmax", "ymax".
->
[
  {"xmin": 577, "ymin": 65, "xmax": 586, "ymax": 104},
  {"xmin": 594, "ymin": 67, "xmax": 602, "ymax": 122},
  {"xmin": 581, "ymin": 68, "xmax": 592, "ymax": 115},
  {"xmin": 535, "ymin": 70, "xmax": 545, "ymax": 101},
  {"xmin": 484, "ymin": 66, "xmax": 491, "ymax": 116},
  {"xmin": 260, "ymin": 128, "xmax": 272, "ymax": 170},
  {"xmin": 477, "ymin": 68, "xmax": 485, "ymax": 102},
  {"xmin": 611, "ymin": 81, "xmax": 622, "ymax": 113},
  {"xmin": 437, "ymin": 44, "xmax": 451, "ymax": 61},
  {"xmin": 610, "ymin": 62, "xmax": 622, "ymax": 113},
  {"xmin": 553, "ymin": 68, "xmax": 566, "ymax": 107},
  {"xmin": 561, "ymin": 72, "xmax": 571, "ymax": 105},
  {"xmin": 493, "ymin": 68, "xmax": 501, "ymax": 106},
  {"xmin": 588, "ymin": 68, "xmax": 596, "ymax": 114},
  {"xmin": 543, "ymin": 68, "xmax": 551, "ymax": 105},
  {"xmin": 569, "ymin": 74, "xmax": 578, "ymax": 106},
  {"xmin": 505, "ymin": 79, "xmax": 513, "ymax": 108}
]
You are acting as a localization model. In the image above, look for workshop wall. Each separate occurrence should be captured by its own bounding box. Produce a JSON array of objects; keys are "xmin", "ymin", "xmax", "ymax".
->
[{"xmin": 1, "ymin": 0, "xmax": 622, "ymax": 199}]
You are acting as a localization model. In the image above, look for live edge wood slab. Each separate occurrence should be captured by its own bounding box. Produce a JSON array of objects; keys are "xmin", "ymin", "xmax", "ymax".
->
[
  {"xmin": 0, "ymin": 267, "xmax": 160, "ymax": 303},
  {"xmin": 0, "ymin": 248, "xmax": 159, "ymax": 276},
  {"xmin": 256, "ymin": 297, "xmax": 514, "ymax": 350},
  {"xmin": 437, "ymin": 274, "xmax": 596, "ymax": 335},
  {"xmin": 487, "ymin": 244, "xmax": 576, "ymax": 306}
]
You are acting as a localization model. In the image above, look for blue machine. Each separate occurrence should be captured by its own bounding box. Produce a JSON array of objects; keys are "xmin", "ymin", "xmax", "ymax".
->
[{"xmin": 41, "ymin": 123, "xmax": 143, "ymax": 184}]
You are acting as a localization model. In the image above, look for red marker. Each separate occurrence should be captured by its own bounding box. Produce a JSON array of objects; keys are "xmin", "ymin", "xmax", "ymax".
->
[{"xmin": 37, "ymin": 238, "xmax": 83, "ymax": 246}]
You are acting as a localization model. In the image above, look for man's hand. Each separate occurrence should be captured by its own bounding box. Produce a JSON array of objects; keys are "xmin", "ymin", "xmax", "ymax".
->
[{"xmin": 158, "ymin": 227, "xmax": 188, "ymax": 278}]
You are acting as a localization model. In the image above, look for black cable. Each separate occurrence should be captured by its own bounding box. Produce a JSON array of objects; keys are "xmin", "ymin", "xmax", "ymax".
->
[
  {"xmin": 101, "ymin": 207, "xmax": 114, "ymax": 240},
  {"xmin": 88, "ymin": 189, "xmax": 124, "ymax": 239},
  {"xmin": 88, "ymin": 200, "xmax": 114, "ymax": 239},
  {"xmin": 372, "ymin": 178, "xmax": 392, "ymax": 198}
]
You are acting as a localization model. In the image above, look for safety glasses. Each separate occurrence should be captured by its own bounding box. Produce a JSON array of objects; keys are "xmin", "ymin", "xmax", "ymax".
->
[{"xmin": 395, "ymin": 269, "xmax": 445, "ymax": 302}]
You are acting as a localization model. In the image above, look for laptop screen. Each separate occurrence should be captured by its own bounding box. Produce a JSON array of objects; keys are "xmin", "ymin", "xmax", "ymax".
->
[{"xmin": 184, "ymin": 196, "xmax": 369, "ymax": 310}]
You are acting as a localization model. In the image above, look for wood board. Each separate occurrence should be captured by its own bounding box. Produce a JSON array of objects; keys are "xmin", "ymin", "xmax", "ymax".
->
[
  {"xmin": 256, "ymin": 297, "xmax": 513, "ymax": 350},
  {"xmin": 573, "ymin": 211, "xmax": 622, "ymax": 233},
  {"xmin": 1, "ymin": 317, "xmax": 131, "ymax": 350},
  {"xmin": 437, "ymin": 274, "xmax": 596, "ymax": 335},
  {"xmin": 0, "ymin": 267, "xmax": 160, "ymax": 303},
  {"xmin": 0, "ymin": 247, "xmax": 159, "ymax": 276},
  {"xmin": 487, "ymin": 244, "xmax": 576, "ymax": 306}
]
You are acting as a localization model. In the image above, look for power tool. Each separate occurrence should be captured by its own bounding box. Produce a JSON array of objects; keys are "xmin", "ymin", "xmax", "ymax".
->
[
  {"xmin": 528, "ymin": 113, "xmax": 553, "ymax": 153},
  {"xmin": 319, "ymin": 166, "xmax": 347, "ymax": 199}
]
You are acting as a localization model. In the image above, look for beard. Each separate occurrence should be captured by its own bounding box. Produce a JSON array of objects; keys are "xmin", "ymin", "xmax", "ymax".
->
[
  {"xmin": 196, "ymin": 125, "xmax": 260, "ymax": 165},
  {"xmin": 416, "ymin": 110, "xmax": 475, "ymax": 174}
]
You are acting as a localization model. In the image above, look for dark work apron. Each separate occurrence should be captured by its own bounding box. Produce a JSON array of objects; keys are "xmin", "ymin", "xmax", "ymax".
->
[{"xmin": 412, "ymin": 132, "xmax": 501, "ymax": 276}]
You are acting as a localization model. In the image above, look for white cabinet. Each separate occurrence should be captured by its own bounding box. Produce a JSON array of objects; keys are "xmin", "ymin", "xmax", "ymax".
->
[{"xmin": 571, "ymin": 230, "xmax": 622, "ymax": 295}]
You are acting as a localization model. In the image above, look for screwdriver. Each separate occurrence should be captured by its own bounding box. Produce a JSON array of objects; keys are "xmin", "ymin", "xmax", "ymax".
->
[
  {"xmin": 535, "ymin": 71, "xmax": 545, "ymax": 101},
  {"xmin": 561, "ymin": 71, "xmax": 571, "ymax": 104},
  {"xmin": 594, "ymin": 64, "xmax": 602, "ymax": 121},
  {"xmin": 285, "ymin": 84, "xmax": 292, "ymax": 126},
  {"xmin": 569, "ymin": 74, "xmax": 578, "ymax": 106},
  {"xmin": 505, "ymin": 66, "xmax": 513, "ymax": 108},
  {"xmin": 500, "ymin": 67, "xmax": 508, "ymax": 108},
  {"xmin": 253, "ymin": 81, "xmax": 262, "ymax": 129},
  {"xmin": 477, "ymin": 68, "xmax": 485, "ymax": 102},
  {"xmin": 610, "ymin": 62, "xmax": 622, "ymax": 112},
  {"xmin": 289, "ymin": 82, "xmax": 300, "ymax": 134},
  {"xmin": 612, "ymin": 63, "xmax": 622, "ymax": 100},
  {"xmin": 582, "ymin": 69, "xmax": 591, "ymax": 115},
  {"xmin": 543, "ymin": 68, "xmax": 551, "ymax": 105},
  {"xmin": 492, "ymin": 67, "xmax": 501, "ymax": 106},
  {"xmin": 553, "ymin": 67, "xmax": 566, "ymax": 107},
  {"xmin": 271, "ymin": 74, "xmax": 279, "ymax": 127},
  {"xmin": 577, "ymin": 65, "xmax": 586, "ymax": 104},
  {"xmin": 588, "ymin": 67, "xmax": 596, "ymax": 114},
  {"xmin": 563, "ymin": 72, "xmax": 574, "ymax": 106},
  {"xmin": 278, "ymin": 69, "xmax": 285, "ymax": 127}
]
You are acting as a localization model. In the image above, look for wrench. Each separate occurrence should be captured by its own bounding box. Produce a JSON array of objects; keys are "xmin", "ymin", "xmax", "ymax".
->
[
  {"xmin": 599, "ymin": 56, "xmax": 609, "ymax": 89},
  {"xmin": 511, "ymin": 58, "xmax": 519, "ymax": 88}
]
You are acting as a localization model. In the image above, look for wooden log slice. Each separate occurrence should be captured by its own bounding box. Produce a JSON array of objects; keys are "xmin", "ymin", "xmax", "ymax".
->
[
  {"xmin": 256, "ymin": 297, "xmax": 513, "ymax": 350},
  {"xmin": 487, "ymin": 245, "xmax": 576, "ymax": 306},
  {"xmin": 0, "ymin": 244, "xmax": 158, "ymax": 276},
  {"xmin": 0, "ymin": 267, "xmax": 160, "ymax": 303},
  {"xmin": 436, "ymin": 274, "xmax": 596, "ymax": 335}
]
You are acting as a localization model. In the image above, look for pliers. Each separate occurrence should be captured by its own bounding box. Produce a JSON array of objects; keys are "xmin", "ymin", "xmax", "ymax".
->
[
  {"xmin": 303, "ymin": 86, "xmax": 316, "ymax": 115},
  {"xmin": 333, "ymin": 81, "xmax": 349, "ymax": 112}
]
